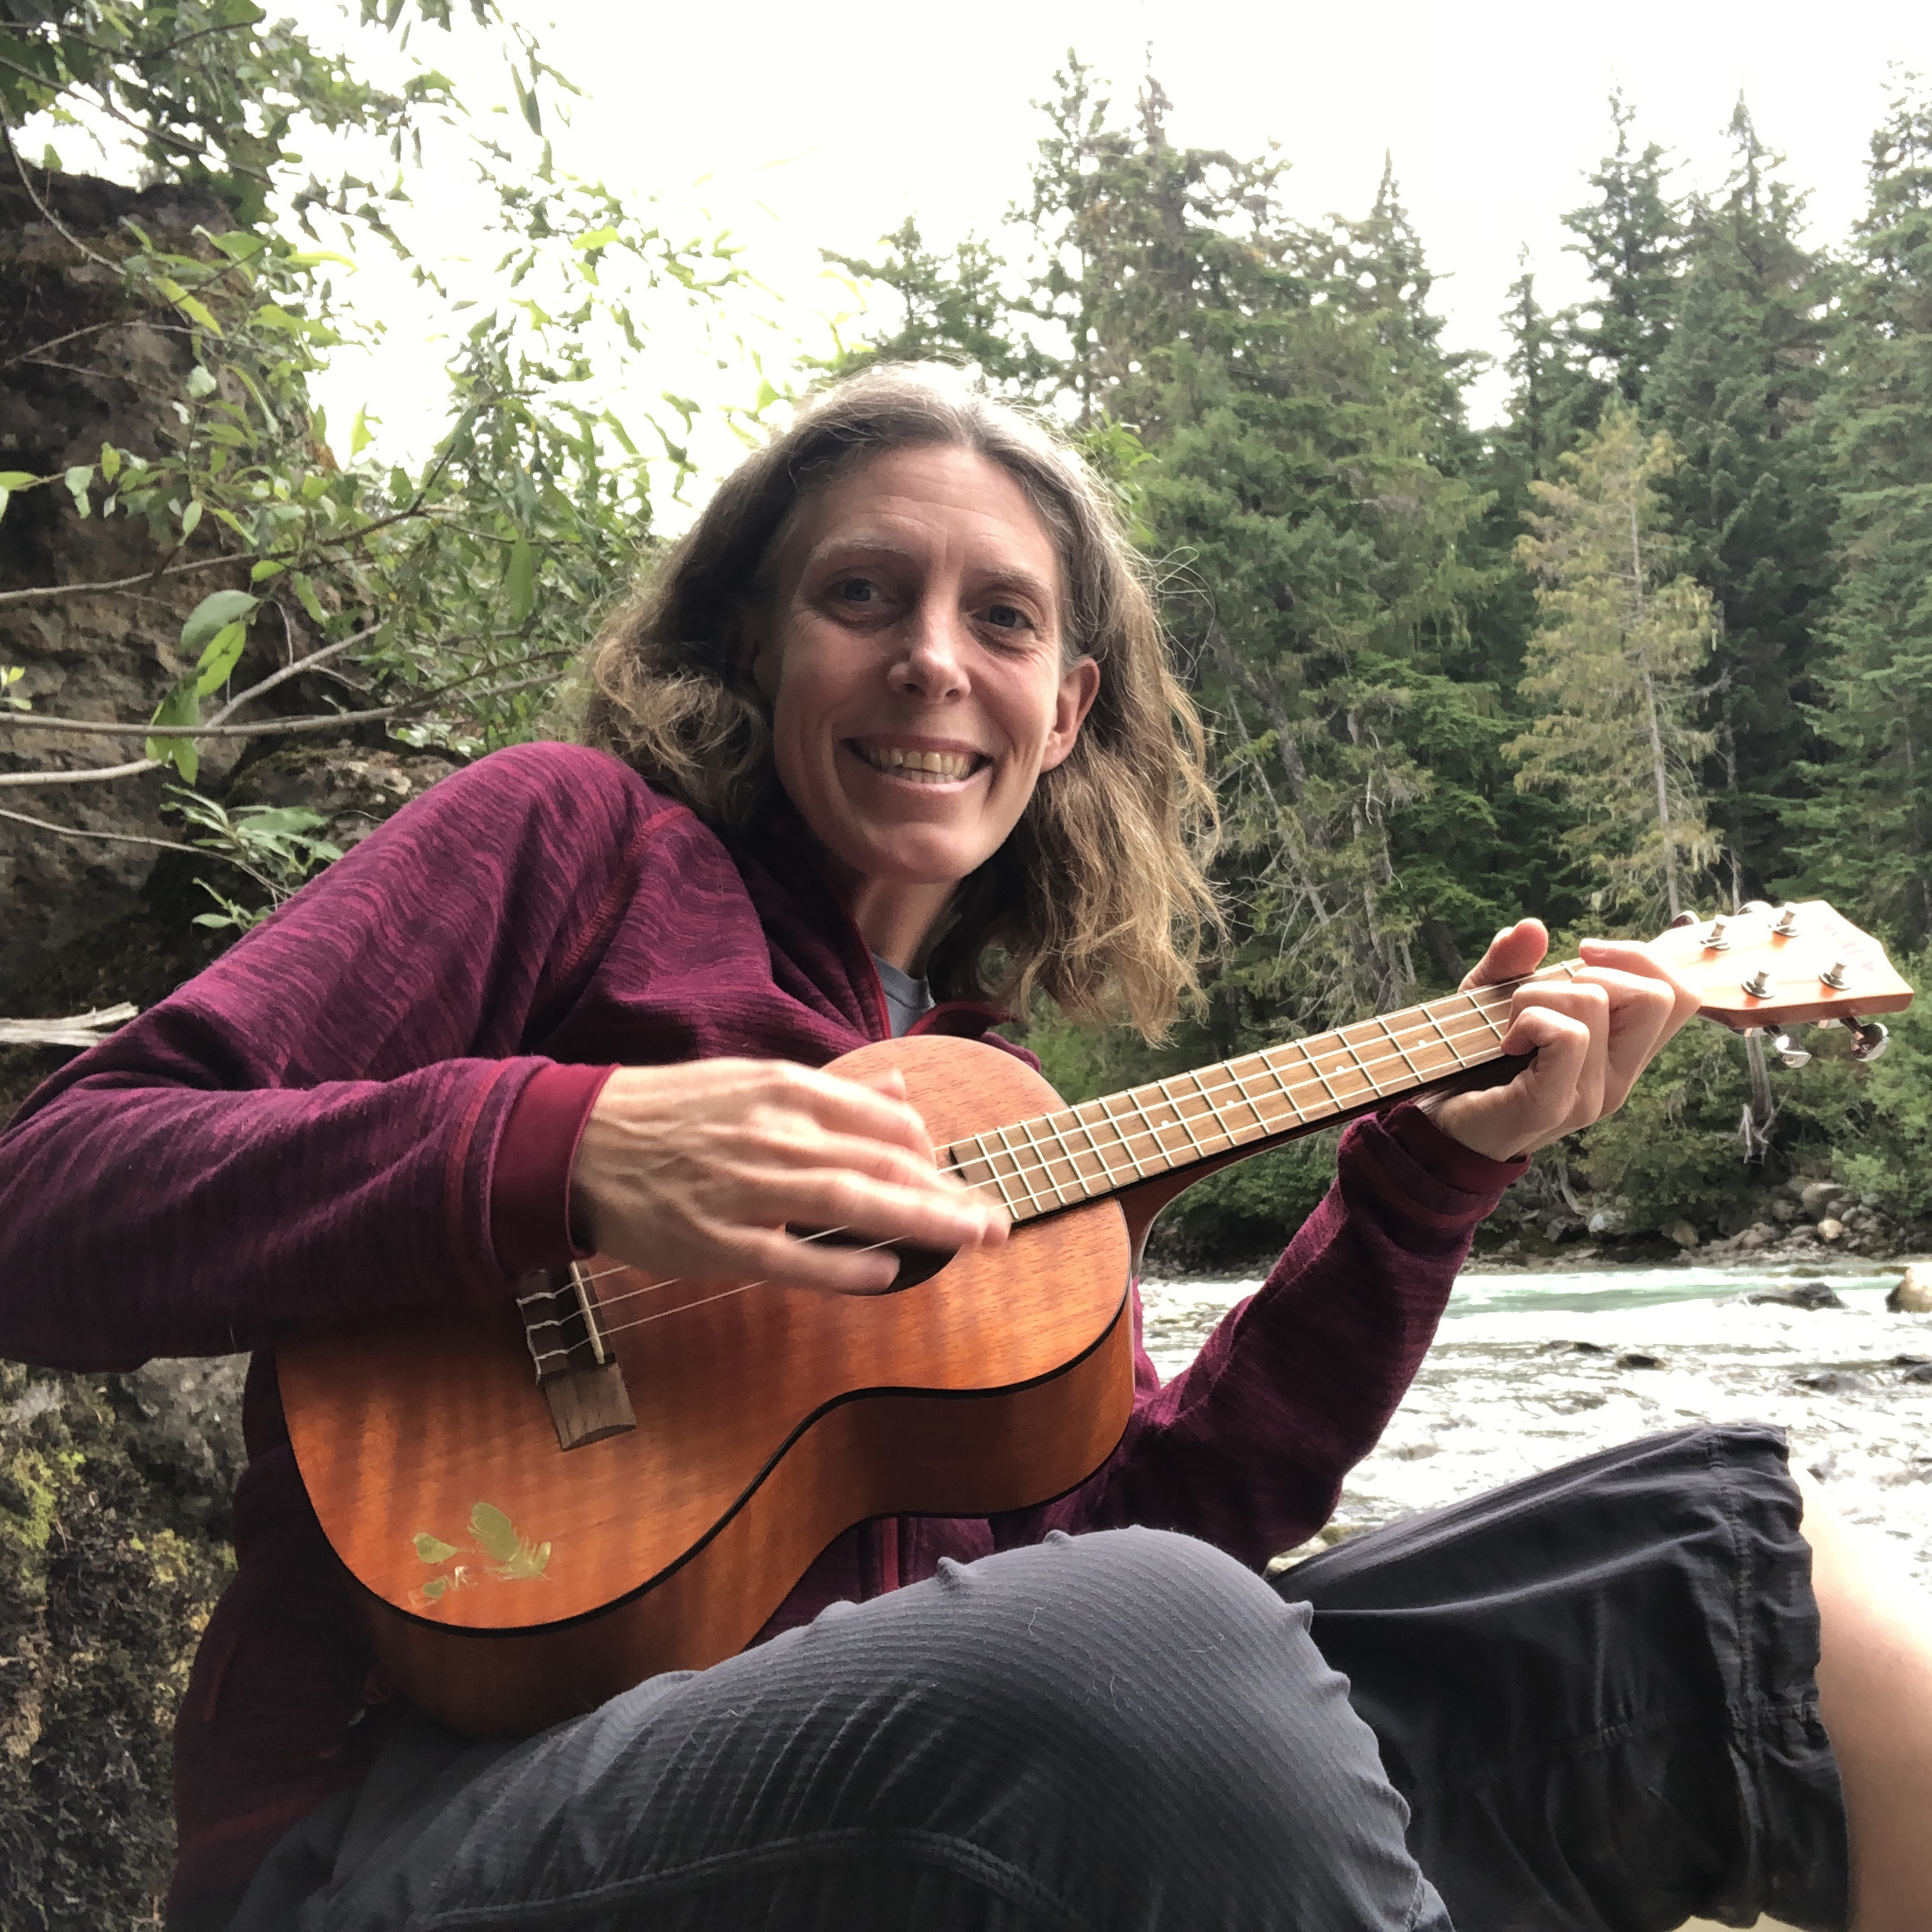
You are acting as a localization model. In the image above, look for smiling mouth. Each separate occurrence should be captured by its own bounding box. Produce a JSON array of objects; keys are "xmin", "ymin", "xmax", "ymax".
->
[{"xmin": 850, "ymin": 743, "xmax": 988, "ymax": 784}]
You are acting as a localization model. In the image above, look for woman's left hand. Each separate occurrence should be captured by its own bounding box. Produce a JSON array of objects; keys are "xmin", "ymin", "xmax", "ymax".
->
[{"xmin": 1417, "ymin": 919, "xmax": 1700, "ymax": 1165}]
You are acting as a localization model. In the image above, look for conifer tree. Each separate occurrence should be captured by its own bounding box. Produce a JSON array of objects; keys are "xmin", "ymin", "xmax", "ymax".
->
[
  {"xmin": 1647, "ymin": 101, "xmax": 1834, "ymax": 896},
  {"xmin": 1794, "ymin": 79, "xmax": 1932, "ymax": 941},
  {"xmin": 1511, "ymin": 407, "xmax": 1718, "ymax": 924},
  {"xmin": 1014, "ymin": 70, "xmax": 1510, "ymax": 1033},
  {"xmin": 1562, "ymin": 94, "xmax": 1686, "ymax": 414}
]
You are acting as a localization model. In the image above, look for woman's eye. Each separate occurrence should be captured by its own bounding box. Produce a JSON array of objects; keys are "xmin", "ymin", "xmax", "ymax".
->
[
  {"xmin": 984, "ymin": 604, "xmax": 1031, "ymax": 632},
  {"xmin": 833, "ymin": 577, "xmax": 877, "ymax": 605}
]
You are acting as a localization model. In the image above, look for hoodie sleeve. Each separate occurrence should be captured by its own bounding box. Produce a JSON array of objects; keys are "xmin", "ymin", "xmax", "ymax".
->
[{"xmin": 0, "ymin": 742, "xmax": 667, "ymax": 1369}]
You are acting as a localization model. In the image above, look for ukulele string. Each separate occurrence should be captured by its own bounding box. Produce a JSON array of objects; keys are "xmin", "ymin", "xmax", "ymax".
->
[{"xmin": 520, "ymin": 980, "xmax": 1546, "ymax": 1367}]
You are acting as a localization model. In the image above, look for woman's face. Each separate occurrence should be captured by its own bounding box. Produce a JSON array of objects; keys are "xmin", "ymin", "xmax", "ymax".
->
[{"xmin": 749, "ymin": 444, "xmax": 1100, "ymax": 934}]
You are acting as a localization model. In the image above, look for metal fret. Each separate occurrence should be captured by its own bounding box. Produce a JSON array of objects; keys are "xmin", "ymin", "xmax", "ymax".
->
[
  {"xmin": 1332, "ymin": 1026, "xmax": 1387, "ymax": 1101},
  {"xmin": 1372, "ymin": 1010, "xmax": 1431, "ymax": 1086},
  {"xmin": 993, "ymin": 1123, "xmax": 1058, "ymax": 1216},
  {"xmin": 1160, "ymin": 1075, "xmax": 1212, "ymax": 1158},
  {"xmin": 1212, "ymin": 1055, "xmax": 1273, "ymax": 1140},
  {"xmin": 1418, "ymin": 998, "xmax": 1473, "ymax": 1069},
  {"xmin": 1297, "ymin": 1037, "xmax": 1347, "ymax": 1111},
  {"xmin": 1121, "ymin": 1083, "xmax": 1176, "ymax": 1170},
  {"xmin": 1095, "ymin": 1088, "xmax": 1158, "ymax": 1179},
  {"xmin": 1257, "ymin": 1045, "xmax": 1308, "ymax": 1126},
  {"xmin": 1014, "ymin": 1112, "xmax": 1078, "ymax": 1209},
  {"xmin": 1070, "ymin": 1102, "xmax": 1136, "ymax": 1189}
]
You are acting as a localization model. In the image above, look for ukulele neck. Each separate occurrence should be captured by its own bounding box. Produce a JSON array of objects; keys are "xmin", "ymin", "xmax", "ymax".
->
[{"xmin": 946, "ymin": 965, "xmax": 1584, "ymax": 1222}]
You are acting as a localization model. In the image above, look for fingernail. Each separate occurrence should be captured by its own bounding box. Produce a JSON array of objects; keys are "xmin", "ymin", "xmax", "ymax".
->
[{"xmin": 1494, "ymin": 926, "xmax": 1513, "ymax": 944}]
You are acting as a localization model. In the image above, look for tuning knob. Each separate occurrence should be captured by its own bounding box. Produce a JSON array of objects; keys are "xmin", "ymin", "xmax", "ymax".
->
[
  {"xmin": 1820, "ymin": 961, "xmax": 1849, "ymax": 989},
  {"xmin": 1742, "ymin": 899, "xmax": 1773, "ymax": 915},
  {"xmin": 1741, "ymin": 968, "xmax": 1773, "ymax": 999},
  {"xmin": 1668, "ymin": 910, "xmax": 1698, "ymax": 929},
  {"xmin": 1772, "ymin": 1031, "xmax": 1811, "ymax": 1068},
  {"xmin": 1850, "ymin": 1019, "xmax": 1890, "ymax": 1063},
  {"xmin": 1773, "ymin": 907, "xmax": 1800, "ymax": 936}
]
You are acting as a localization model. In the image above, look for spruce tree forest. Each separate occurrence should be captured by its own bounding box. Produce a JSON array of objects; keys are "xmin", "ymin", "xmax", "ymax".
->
[{"xmin": 4, "ymin": 8, "xmax": 1932, "ymax": 1264}]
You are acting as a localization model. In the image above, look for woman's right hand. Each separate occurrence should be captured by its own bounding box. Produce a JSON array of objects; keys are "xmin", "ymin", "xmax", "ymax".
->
[{"xmin": 569, "ymin": 1058, "xmax": 1009, "ymax": 1293}]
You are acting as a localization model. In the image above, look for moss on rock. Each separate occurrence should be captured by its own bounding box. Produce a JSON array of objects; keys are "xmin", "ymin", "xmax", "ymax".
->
[{"xmin": 0, "ymin": 1357, "xmax": 244, "ymax": 1929}]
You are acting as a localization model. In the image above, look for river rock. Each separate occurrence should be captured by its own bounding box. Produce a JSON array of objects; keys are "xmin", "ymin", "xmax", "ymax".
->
[
  {"xmin": 1616, "ymin": 1352, "xmax": 1666, "ymax": 1370},
  {"xmin": 1889, "ymin": 1265, "xmax": 1932, "ymax": 1313},
  {"xmin": 1800, "ymin": 1180, "xmax": 1839, "ymax": 1217},
  {"xmin": 1742, "ymin": 1282, "xmax": 1848, "ymax": 1311},
  {"xmin": 1665, "ymin": 1220, "xmax": 1700, "ymax": 1249},
  {"xmin": 1817, "ymin": 1217, "xmax": 1845, "ymax": 1242},
  {"xmin": 1796, "ymin": 1370, "xmax": 1865, "ymax": 1393}
]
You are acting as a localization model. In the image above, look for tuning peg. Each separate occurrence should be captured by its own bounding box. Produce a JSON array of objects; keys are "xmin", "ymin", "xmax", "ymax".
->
[
  {"xmin": 1742, "ymin": 899, "xmax": 1773, "ymax": 915},
  {"xmin": 1771, "ymin": 1031, "xmax": 1812, "ymax": 1068},
  {"xmin": 1741, "ymin": 968, "xmax": 1774, "ymax": 999},
  {"xmin": 1850, "ymin": 1018, "xmax": 1890, "ymax": 1063},
  {"xmin": 1820, "ymin": 961, "xmax": 1849, "ymax": 989},
  {"xmin": 1773, "ymin": 907, "xmax": 1800, "ymax": 937},
  {"xmin": 1668, "ymin": 910, "xmax": 1698, "ymax": 929}
]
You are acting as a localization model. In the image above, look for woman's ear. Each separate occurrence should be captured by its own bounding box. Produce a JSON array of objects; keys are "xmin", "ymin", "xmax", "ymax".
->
[
  {"xmin": 728, "ymin": 604, "xmax": 776, "ymax": 700},
  {"xmin": 1038, "ymin": 655, "xmax": 1102, "ymax": 774}
]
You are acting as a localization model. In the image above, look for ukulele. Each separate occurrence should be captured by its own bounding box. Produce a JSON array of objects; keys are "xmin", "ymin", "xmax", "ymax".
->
[{"xmin": 277, "ymin": 899, "xmax": 1912, "ymax": 1736}]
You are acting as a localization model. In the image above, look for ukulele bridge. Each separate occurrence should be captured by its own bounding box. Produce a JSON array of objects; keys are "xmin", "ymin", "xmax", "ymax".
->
[{"xmin": 515, "ymin": 1262, "xmax": 638, "ymax": 1451}]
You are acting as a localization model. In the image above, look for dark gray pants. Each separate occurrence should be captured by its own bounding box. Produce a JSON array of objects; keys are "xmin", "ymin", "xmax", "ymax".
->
[{"xmin": 222, "ymin": 1427, "xmax": 1849, "ymax": 1932}]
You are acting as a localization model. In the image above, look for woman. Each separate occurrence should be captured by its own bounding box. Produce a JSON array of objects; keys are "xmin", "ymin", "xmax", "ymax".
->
[{"xmin": 0, "ymin": 364, "xmax": 1925, "ymax": 1932}]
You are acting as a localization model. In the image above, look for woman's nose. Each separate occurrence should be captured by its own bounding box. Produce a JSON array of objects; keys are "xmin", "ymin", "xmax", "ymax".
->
[{"xmin": 887, "ymin": 600, "xmax": 968, "ymax": 699}]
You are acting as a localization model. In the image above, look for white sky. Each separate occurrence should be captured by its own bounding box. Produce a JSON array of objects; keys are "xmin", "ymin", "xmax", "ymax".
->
[{"xmin": 47, "ymin": 2, "xmax": 1932, "ymax": 487}]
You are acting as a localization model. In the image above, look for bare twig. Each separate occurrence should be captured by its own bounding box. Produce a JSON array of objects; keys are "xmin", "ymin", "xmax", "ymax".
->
[
  {"xmin": 0, "ymin": 1003, "xmax": 139, "ymax": 1049},
  {"xmin": 0, "ymin": 646, "xmax": 569, "ymax": 739},
  {"xmin": 0, "ymin": 754, "xmax": 160, "ymax": 788},
  {"xmin": 0, "ymin": 108, "xmax": 122, "ymax": 274},
  {"xmin": 1, "ymin": 316, "xmax": 192, "ymax": 374},
  {"xmin": 0, "ymin": 804, "xmax": 193, "ymax": 853},
  {"xmin": 0, "ymin": 491, "xmax": 461, "ymax": 607}
]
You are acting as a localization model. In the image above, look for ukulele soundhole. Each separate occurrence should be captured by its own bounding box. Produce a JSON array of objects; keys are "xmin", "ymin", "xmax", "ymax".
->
[{"xmin": 789, "ymin": 1229, "xmax": 955, "ymax": 1294}]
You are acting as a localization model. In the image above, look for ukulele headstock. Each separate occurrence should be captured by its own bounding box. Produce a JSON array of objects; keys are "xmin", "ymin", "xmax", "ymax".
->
[{"xmin": 1646, "ymin": 900, "xmax": 1912, "ymax": 1055}]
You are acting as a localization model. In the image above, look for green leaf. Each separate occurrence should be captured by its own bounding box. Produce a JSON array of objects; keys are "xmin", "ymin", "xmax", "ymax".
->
[
  {"xmin": 99, "ymin": 443, "xmax": 121, "ymax": 483},
  {"xmin": 350, "ymin": 406, "xmax": 376, "ymax": 456},
  {"xmin": 469, "ymin": 1501, "xmax": 520, "ymax": 1564},
  {"xmin": 146, "ymin": 684, "xmax": 201, "ymax": 784},
  {"xmin": 0, "ymin": 490, "xmax": 9, "ymax": 526},
  {"xmin": 291, "ymin": 573, "xmax": 326, "ymax": 625},
  {"xmin": 511, "ymin": 68, "xmax": 542, "ymax": 137},
  {"xmin": 179, "ymin": 499, "xmax": 203, "ymax": 538},
  {"xmin": 420, "ymin": 1576, "xmax": 448, "ymax": 1601},
  {"xmin": 176, "ymin": 294, "xmax": 224, "ymax": 336},
  {"xmin": 251, "ymin": 559, "xmax": 287, "ymax": 582},
  {"xmin": 63, "ymin": 466, "xmax": 92, "ymax": 515},
  {"xmin": 413, "ymin": 1532, "xmax": 458, "ymax": 1564},
  {"xmin": 505, "ymin": 533, "xmax": 535, "ymax": 625},
  {"xmin": 181, "ymin": 590, "xmax": 260, "ymax": 657},
  {"xmin": 192, "ymin": 620, "xmax": 248, "ymax": 696},
  {"xmin": 0, "ymin": 471, "xmax": 37, "ymax": 490},
  {"xmin": 573, "ymin": 226, "xmax": 620, "ymax": 251},
  {"xmin": 186, "ymin": 364, "xmax": 217, "ymax": 399}
]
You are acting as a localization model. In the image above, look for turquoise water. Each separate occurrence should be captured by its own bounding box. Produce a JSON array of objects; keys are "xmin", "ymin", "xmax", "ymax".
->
[{"xmin": 1141, "ymin": 1261, "xmax": 1932, "ymax": 1584}]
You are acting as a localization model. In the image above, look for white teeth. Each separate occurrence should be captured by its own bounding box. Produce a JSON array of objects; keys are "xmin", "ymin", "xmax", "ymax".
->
[{"xmin": 861, "ymin": 745, "xmax": 977, "ymax": 780}]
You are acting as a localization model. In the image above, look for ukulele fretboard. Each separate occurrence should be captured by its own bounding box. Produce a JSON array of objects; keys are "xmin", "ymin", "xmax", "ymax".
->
[{"xmin": 946, "ymin": 966, "xmax": 1581, "ymax": 1222}]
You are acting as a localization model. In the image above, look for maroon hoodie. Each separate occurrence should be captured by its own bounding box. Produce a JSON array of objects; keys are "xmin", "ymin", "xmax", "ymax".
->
[{"xmin": 0, "ymin": 741, "xmax": 1521, "ymax": 1909}]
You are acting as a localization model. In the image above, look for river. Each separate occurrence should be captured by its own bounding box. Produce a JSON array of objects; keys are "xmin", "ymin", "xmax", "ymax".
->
[{"xmin": 1140, "ymin": 1261, "xmax": 1932, "ymax": 1586}]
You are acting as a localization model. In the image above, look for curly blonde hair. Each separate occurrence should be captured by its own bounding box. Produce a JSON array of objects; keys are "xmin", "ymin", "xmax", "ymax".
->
[{"xmin": 582, "ymin": 363, "xmax": 1219, "ymax": 1038}]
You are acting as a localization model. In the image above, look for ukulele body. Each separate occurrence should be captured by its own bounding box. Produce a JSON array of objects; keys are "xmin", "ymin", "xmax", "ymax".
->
[{"xmin": 277, "ymin": 1034, "xmax": 1137, "ymax": 1737}]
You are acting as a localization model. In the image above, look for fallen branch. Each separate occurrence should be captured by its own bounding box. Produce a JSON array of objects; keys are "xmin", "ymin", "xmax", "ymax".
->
[{"xmin": 0, "ymin": 1003, "xmax": 138, "ymax": 1048}]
